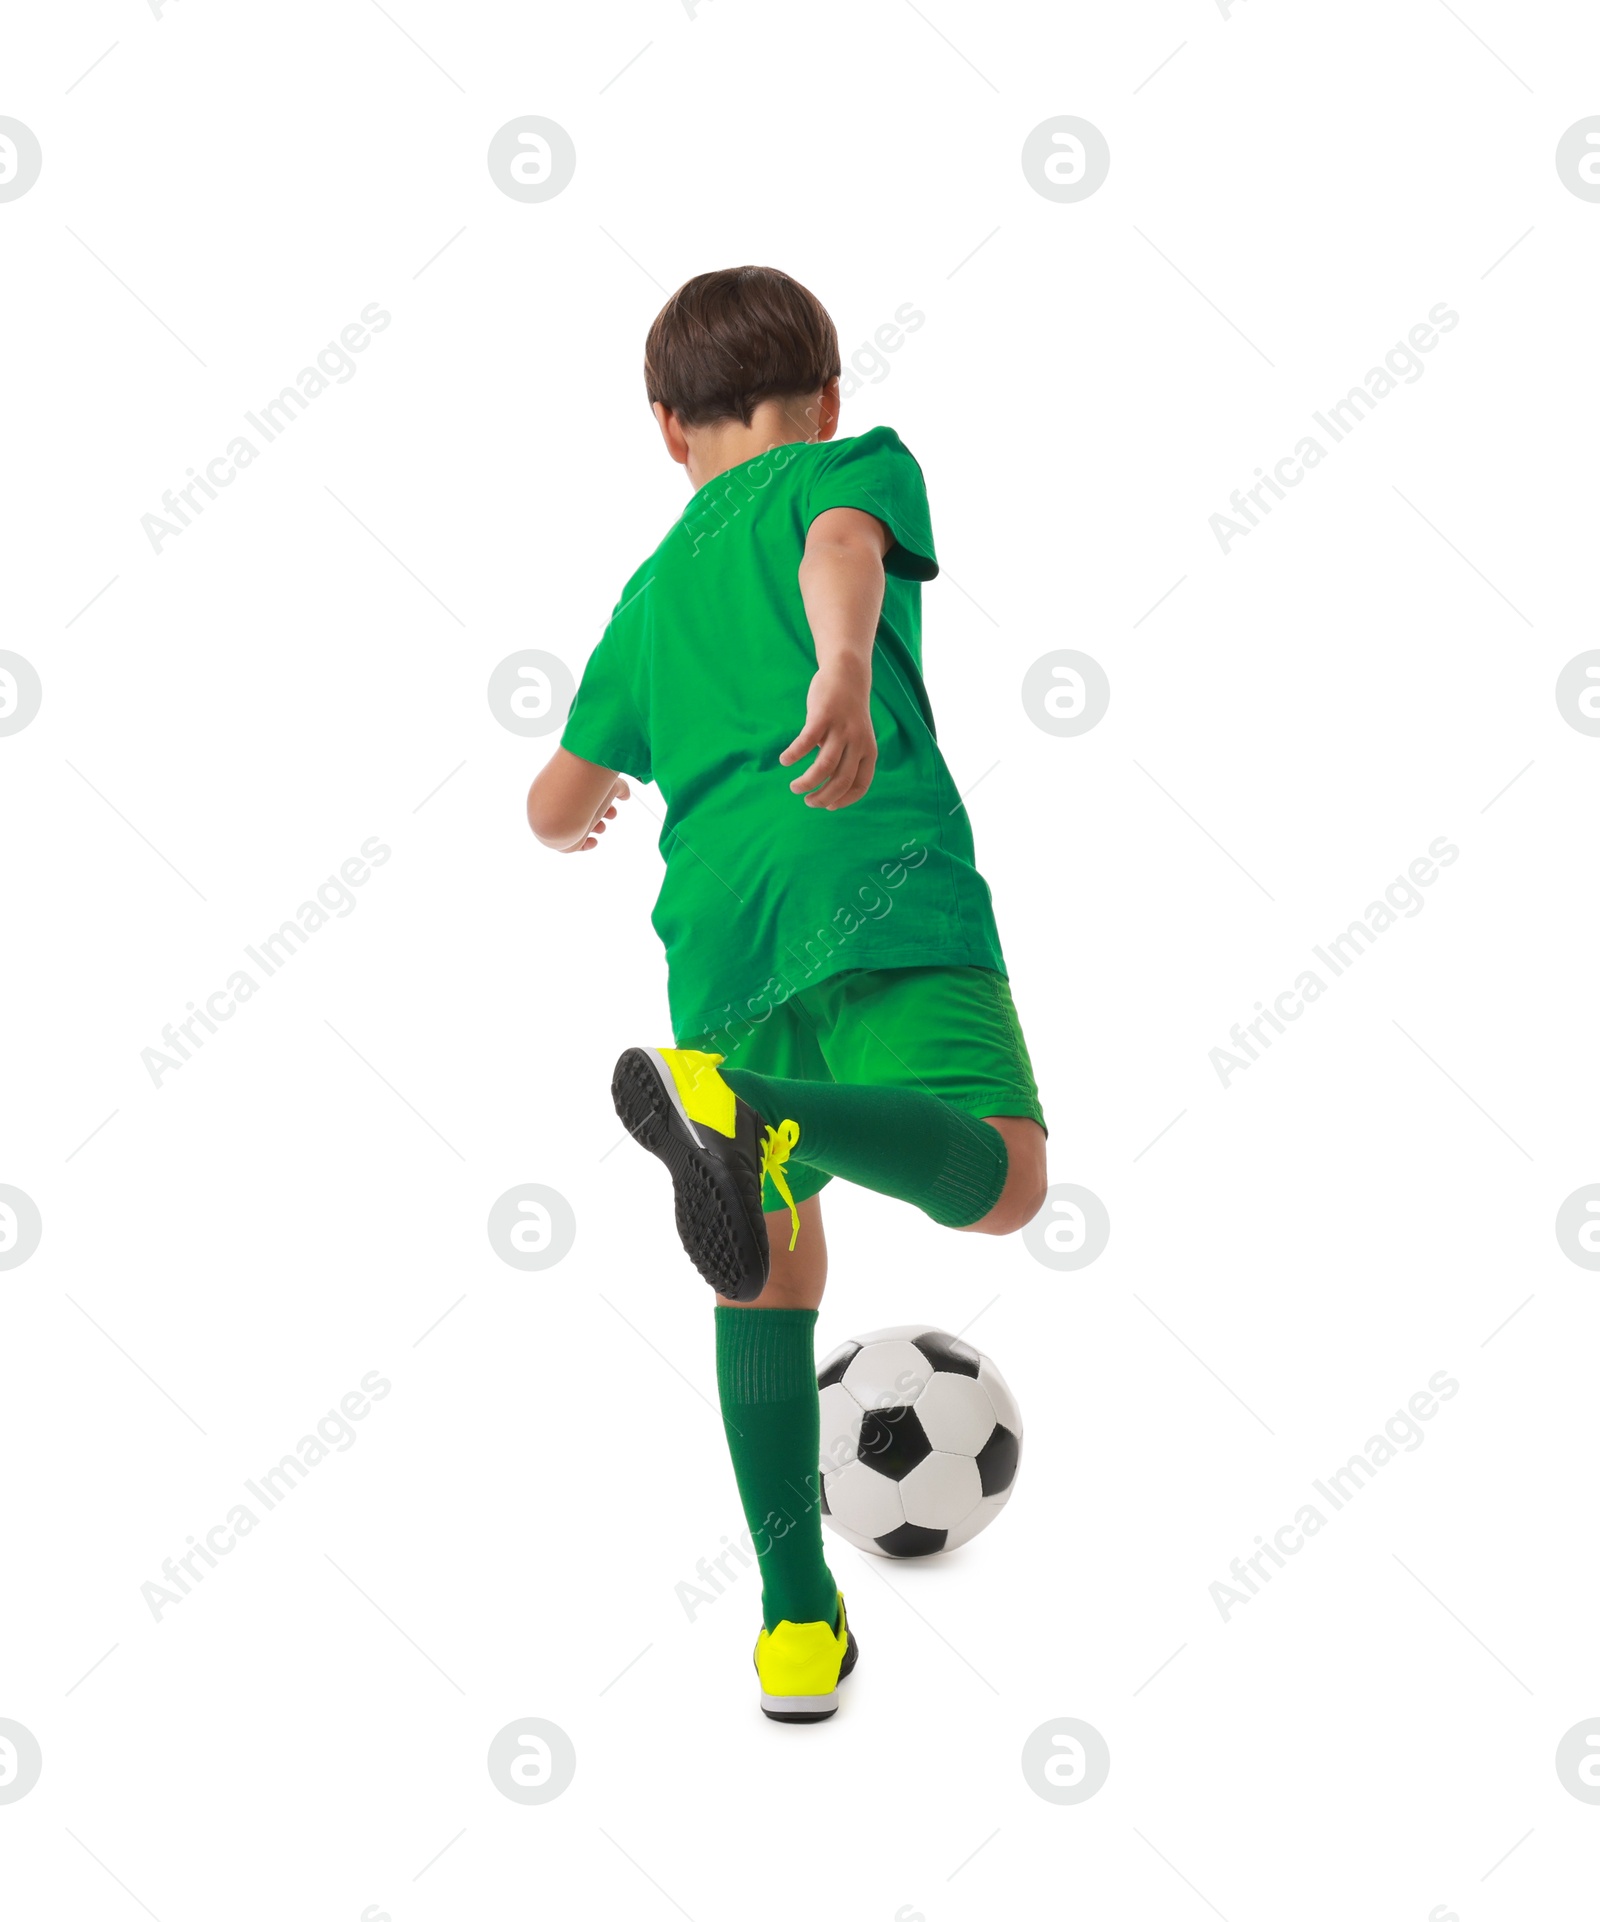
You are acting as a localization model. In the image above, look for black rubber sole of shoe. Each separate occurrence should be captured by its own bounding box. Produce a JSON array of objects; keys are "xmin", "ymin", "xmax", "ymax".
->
[
  {"xmin": 758, "ymin": 1630, "xmax": 859, "ymax": 1724},
  {"xmin": 611, "ymin": 1048, "xmax": 769, "ymax": 1302}
]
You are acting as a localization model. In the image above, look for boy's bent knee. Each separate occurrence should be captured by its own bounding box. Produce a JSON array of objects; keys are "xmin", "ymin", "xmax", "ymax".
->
[
  {"xmin": 966, "ymin": 1172, "xmax": 1048, "ymax": 1236},
  {"xmin": 962, "ymin": 1117, "xmax": 1046, "ymax": 1236}
]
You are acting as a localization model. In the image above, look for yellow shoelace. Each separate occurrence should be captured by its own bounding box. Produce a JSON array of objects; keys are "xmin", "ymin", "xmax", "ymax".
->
[{"xmin": 760, "ymin": 1119, "xmax": 802, "ymax": 1251}]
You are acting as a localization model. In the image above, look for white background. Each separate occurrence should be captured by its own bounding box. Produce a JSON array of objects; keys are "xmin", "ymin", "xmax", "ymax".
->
[{"xmin": 4, "ymin": 2, "xmax": 1599, "ymax": 1917}]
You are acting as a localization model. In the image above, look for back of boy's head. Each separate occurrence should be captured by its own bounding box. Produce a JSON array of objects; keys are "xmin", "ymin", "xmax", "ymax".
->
[{"xmin": 644, "ymin": 266, "xmax": 841, "ymax": 428}]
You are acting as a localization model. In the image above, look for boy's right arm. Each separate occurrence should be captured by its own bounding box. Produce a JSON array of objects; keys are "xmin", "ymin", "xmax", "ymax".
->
[{"xmin": 526, "ymin": 747, "xmax": 630, "ymax": 853}]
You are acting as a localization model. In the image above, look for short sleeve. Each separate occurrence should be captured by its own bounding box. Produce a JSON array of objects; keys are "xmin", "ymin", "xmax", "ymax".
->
[
  {"xmin": 560, "ymin": 590, "xmax": 653, "ymax": 782},
  {"xmin": 804, "ymin": 427, "xmax": 938, "ymax": 581}
]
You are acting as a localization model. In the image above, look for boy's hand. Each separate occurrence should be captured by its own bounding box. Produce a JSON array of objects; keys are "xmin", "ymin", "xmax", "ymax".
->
[
  {"xmin": 561, "ymin": 776, "xmax": 630, "ymax": 853},
  {"xmin": 566, "ymin": 774, "xmax": 630, "ymax": 851},
  {"xmin": 780, "ymin": 666, "xmax": 877, "ymax": 809}
]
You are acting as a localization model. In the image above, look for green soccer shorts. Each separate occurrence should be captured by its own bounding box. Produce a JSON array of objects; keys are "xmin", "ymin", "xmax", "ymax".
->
[{"xmin": 681, "ymin": 965, "xmax": 1046, "ymax": 1211}]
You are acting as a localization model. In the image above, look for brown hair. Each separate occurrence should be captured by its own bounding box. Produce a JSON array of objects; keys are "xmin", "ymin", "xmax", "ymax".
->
[{"xmin": 643, "ymin": 266, "xmax": 841, "ymax": 427}]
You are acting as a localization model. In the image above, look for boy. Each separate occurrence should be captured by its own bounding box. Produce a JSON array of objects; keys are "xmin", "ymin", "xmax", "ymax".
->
[{"xmin": 526, "ymin": 266, "xmax": 1046, "ymax": 1722}]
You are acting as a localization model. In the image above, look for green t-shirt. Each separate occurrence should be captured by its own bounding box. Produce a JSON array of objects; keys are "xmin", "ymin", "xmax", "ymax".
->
[{"xmin": 560, "ymin": 425, "xmax": 1007, "ymax": 1042}]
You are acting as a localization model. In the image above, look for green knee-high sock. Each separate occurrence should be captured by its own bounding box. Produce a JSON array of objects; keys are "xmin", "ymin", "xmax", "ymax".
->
[
  {"xmin": 721, "ymin": 1069, "xmax": 1008, "ymax": 1228},
  {"xmin": 715, "ymin": 1307, "xmax": 837, "ymax": 1632}
]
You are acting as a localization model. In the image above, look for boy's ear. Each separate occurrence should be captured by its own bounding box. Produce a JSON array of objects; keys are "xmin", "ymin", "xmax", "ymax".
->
[
  {"xmin": 652, "ymin": 401, "xmax": 691, "ymax": 467},
  {"xmin": 813, "ymin": 378, "xmax": 840, "ymax": 443}
]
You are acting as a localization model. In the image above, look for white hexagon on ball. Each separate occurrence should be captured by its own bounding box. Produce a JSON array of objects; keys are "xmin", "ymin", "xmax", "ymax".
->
[
  {"xmin": 825, "ymin": 1458, "xmax": 905, "ymax": 1539},
  {"xmin": 916, "ymin": 1369, "xmax": 999, "ymax": 1454},
  {"xmin": 842, "ymin": 1339, "xmax": 933, "ymax": 1411},
  {"xmin": 900, "ymin": 1451, "xmax": 982, "ymax": 1531}
]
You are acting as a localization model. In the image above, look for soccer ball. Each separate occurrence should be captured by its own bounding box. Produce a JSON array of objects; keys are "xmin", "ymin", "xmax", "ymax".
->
[{"xmin": 816, "ymin": 1324, "xmax": 1022, "ymax": 1557}]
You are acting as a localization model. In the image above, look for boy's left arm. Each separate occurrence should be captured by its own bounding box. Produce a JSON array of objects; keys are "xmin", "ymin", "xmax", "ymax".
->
[
  {"xmin": 785, "ymin": 506, "xmax": 890, "ymax": 810},
  {"xmin": 526, "ymin": 748, "xmax": 631, "ymax": 853}
]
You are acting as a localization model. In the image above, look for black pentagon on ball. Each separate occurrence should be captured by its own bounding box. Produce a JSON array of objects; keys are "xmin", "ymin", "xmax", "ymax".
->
[
  {"xmin": 819, "ymin": 1476, "xmax": 831, "ymax": 1515},
  {"xmin": 856, "ymin": 1405, "xmax": 932, "ymax": 1481},
  {"xmin": 976, "ymin": 1422, "xmax": 1020, "ymax": 1496},
  {"xmin": 876, "ymin": 1521, "xmax": 948, "ymax": 1557},
  {"xmin": 816, "ymin": 1341, "xmax": 861, "ymax": 1390},
  {"xmin": 910, "ymin": 1329, "xmax": 980, "ymax": 1378}
]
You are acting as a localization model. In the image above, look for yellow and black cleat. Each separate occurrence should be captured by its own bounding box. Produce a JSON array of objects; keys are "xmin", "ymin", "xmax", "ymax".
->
[
  {"xmin": 611, "ymin": 1048, "xmax": 800, "ymax": 1302},
  {"xmin": 754, "ymin": 1592, "xmax": 858, "ymax": 1723}
]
